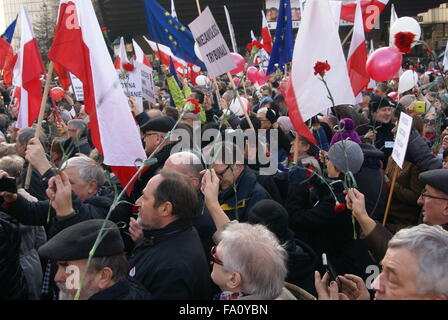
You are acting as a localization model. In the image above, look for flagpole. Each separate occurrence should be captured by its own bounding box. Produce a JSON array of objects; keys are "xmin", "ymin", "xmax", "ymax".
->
[
  {"xmin": 227, "ymin": 71, "xmax": 254, "ymax": 131},
  {"xmin": 341, "ymin": 27, "xmax": 354, "ymax": 46},
  {"xmin": 24, "ymin": 61, "xmax": 54, "ymax": 190}
]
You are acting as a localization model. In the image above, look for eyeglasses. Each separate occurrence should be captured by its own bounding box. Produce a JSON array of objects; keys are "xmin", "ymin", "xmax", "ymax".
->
[
  {"xmin": 210, "ymin": 246, "xmax": 223, "ymax": 266},
  {"xmin": 215, "ymin": 165, "xmax": 231, "ymax": 177},
  {"xmin": 424, "ymin": 119, "xmax": 436, "ymax": 125},
  {"xmin": 420, "ymin": 192, "xmax": 448, "ymax": 201}
]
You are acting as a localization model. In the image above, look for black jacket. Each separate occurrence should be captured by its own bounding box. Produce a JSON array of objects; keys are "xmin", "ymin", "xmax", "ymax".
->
[
  {"xmin": 0, "ymin": 212, "xmax": 28, "ymax": 300},
  {"xmin": 285, "ymin": 239, "xmax": 318, "ymax": 296},
  {"xmin": 128, "ymin": 219, "xmax": 211, "ymax": 300},
  {"xmin": 405, "ymin": 129, "xmax": 443, "ymax": 170},
  {"xmin": 286, "ymin": 178, "xmax": 373, "ymax": 277},
  {"xmin": 89, "ymin": 278, "xmax": 152, "ymax": 300},
  {"xmin": 218, "ymin": 166, "xmax": 271, "ymax": 222},
  {"xmin": 21, "ymin": 163, "xmax": 47, "ymax": 201},
  {"xmin": 355, "ymin": 159, "xmax": 387, "ymax": 223},
  {"xmin": 356, "ymin": 121, "xmax": 395, "ymax": 166}
]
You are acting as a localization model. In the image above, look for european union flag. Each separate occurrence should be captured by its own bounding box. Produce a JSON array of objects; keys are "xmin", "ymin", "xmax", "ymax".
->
[
  {"xmin": 142, "ymin": 0, "xmax": 204, "ymax": 68},
  {"xmin": 266, "ymin": 0, "xmax": 293, "ymax": 75},
  {"xmin": 1, "ymin": 15, "xmax": 18, "ymax": 43},
  {"xmin": 169, "ymin": 57, "xmax": 180, "ymax": 85}
]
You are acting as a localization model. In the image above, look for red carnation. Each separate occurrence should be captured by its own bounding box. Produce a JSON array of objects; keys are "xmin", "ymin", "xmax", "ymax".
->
[
  {"xmin": 313, "ymin": 61, "xmax": 331, "ymax": 76},
  {"xmin": 394, "ymin": 32, "xmax": 415, "ymax": 54},
  {"xmin": 122, "ymin": 62, "xmax": 135, "ymax": 72},
  {"xmin": 333, "ymin": 202, "xmax": 346, "ymax": 213},
  {"xmin": 101, "ymin": 27, "xmax": 108, "ymax": 32},
  {"xmin": 186, "ymin": 98, "xmax": 201, "ymax": 114}
]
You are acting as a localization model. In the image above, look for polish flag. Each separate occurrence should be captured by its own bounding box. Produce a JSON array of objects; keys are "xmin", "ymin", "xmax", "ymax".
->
[
  {"xmin": 14, "ymin": 6, "xmax": 45, "ymax": 129},
  {"xmin": 286, "ymin": 0, "xmax": 355, "ymax": 143},
  {"xmin": 346, "ymin": 0, "xmax": 369, "ymax": 97},
  {"xmin": 2, "ymin": 51, "xmax": 17, "ymax": 86},
  {"xmin": 340, "ymin": 0, "xmax": 389, "ymax": 32},
  {"xmin": 144, "ymin": 36, "xmax": 190, "ymax": 76},
  {"xmin": 261, "ymin": 10, "xmax": 272, "ymax": 54},
  {"xmin": 114, "ymin": 37, "xmax": 130, "ymax": 70},
  {"xmin": 132, "ymin": 39, "xmax": 152, "ymax": 67},
  {"xmin": 48, "ymin": 0, "xmax": 146, "ymax": 190}
]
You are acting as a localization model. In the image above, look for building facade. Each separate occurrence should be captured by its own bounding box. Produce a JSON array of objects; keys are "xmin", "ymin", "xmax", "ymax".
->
[{"xmin": 0, "ymin": 0, "xmax": 58, "ymax": 48}]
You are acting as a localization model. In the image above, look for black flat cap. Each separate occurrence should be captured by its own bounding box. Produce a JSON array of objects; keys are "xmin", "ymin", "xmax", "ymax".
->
[
  {"xmin": 359, "ymin": 143, "xmax": 384, "ymax": 159},
  {"xmin": 140, "ymin": 116, "xmax": 176, "ymax": 133},
  {"xmin": 419, "ymin": 169, "xmax": 448, "ymax": 195},
  {"xmin": 38, "ymin": 220, "xmax": 124, "ymax": 261}
]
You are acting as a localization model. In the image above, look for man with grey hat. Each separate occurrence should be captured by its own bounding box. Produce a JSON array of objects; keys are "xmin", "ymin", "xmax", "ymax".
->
[{"xmin": 39, "ymin": 219, "xmax": 151, "ymax": 300}]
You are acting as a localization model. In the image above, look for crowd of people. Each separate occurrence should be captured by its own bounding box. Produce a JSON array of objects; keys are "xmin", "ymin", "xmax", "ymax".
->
[{"xmin": 0, "ymin": 52, "xmax": 448, "ymax": 301}]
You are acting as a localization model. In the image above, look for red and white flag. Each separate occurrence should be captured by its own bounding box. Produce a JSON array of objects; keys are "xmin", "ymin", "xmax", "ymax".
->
[
  {"xmin": 14, "ymin": 6, "xmax": 44, "ymax": 129},
  {"xmin": 48, "ymin": 0, "xmax": 146, "ymax": 189},
  {"xmin": 144, "ymin": 36, "xmax": 190, "ymax": 76},
  {"xmin": 286, "ymin": 0, "xmax": 355, "ymax": 143},
  {"xmin": 347, "ymin": 0, "xmax": 369, "ymax": 97},
  {"xmin": 340, "ymin": 0, "xmax": 389, "ymax": 32},
  {"xmin": 114, "ymin": 37, "xmax": 130, "ymax": 70},
  {"xmin": 261, "ymin": 10, "xmax": 272, "ymax": 54},
  {"xmin": 132, "ymin": 39, "xmax": 152, "ymax": 67}
]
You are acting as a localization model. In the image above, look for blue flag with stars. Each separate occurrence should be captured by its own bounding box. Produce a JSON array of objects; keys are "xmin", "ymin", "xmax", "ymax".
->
[
  {"xmin": 142, "ymin": 0, "xmax": 204, "ymax": 67},
  {"xmin": 266, "ymin": 0, "xmax": 293, "ymax": 75},
  {"xmin": 1, "ymin": 15, "xmax": 18, "ymax": 43}
]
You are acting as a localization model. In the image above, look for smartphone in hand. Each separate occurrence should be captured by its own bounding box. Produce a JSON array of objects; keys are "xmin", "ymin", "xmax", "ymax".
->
[
  {"xmin": 0, "ymin": 177, "xmax": 17, "ymax": 194},
  {"xmin": 322, "ymin": 253, "xmax": 342, "ymax": 290}
]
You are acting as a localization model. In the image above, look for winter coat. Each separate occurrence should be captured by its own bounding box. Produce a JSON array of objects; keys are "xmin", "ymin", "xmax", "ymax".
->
[
  {"xmin": 356, "ymin": 121, "xmax": 395, "ymax": 166},
  {"xmin": 286, "ymin": 177, "xmax": 373, "ymax": 277},
  {"xmin": 355, "ymin": 159, "xmax": 387, "ymax": 223},
  {"xmin": 284, "ymin": 239, "xmax": 318, "ymax": 296},
  {"xmin": 128, "ymin": 219, "xmax": 211, "ymax": 300},
  {"xmin": 405, "ymin": 129, "xmax": 443, "ymax": 170},
  {"xmin": 16, "ymin": 189, "xmax": 46, "ymax": 300},
  {"xmin": 0, "ymin": 212, "xmax": 28, "ymax": 300},
  {"xmin": 218, "ymin": 166, "xmax": 271, "ymax": 222},
  {"xmin": 89, "ymin": 278, "xmax": 152, "ymax": 300},
  {"xmin": 384, "ymin": 159, "xmax": 425, "ymax": 234}
]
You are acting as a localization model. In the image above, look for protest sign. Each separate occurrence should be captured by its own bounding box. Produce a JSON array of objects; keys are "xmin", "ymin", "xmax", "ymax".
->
[
  {"xmin": 392, "ymin": 112, "xmax": 413, "ymax": 169},
  {"xmin": 69, "ymin": 73, "xmax": 84, "ymax": 101},
  {"xmin": 118, "ymin": 67, "xmax": 142, "ymax": 107},
  {"xmin": 189, "ymin": 6, "xmax": 236, "ymax": 78},
  {"xmin": 135, "ymin": 61, "xmax": 156, "ymax": 105}
]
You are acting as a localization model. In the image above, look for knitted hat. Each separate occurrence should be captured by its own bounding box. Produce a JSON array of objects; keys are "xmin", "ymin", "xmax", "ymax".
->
[
  {"xmin": 248, "ymin": 199, "xmax": 294, "ymax": 244},
  {"xmin": 327, "ymin": 140, "xmax": 364, "ymax": 174}
]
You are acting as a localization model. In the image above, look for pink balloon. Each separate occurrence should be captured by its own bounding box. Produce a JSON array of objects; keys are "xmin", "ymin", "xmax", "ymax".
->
[
  {"xmin": 366, "ymin": 47, "xmax": 403, "ymax": 82},
  {"xmin": 257, "ymin": 68, "xmax": 269, "ymax": 85},
  {"xmin": 247, "ymin": 66, "xmax": 258, "ymax": 83},
  {"xmin": 233, "ymin": 77, "xmax": 241, "ymax": 86},
  {"xmin": 229, "ymin": 53, "xmax": 246, "ymax": 75}
]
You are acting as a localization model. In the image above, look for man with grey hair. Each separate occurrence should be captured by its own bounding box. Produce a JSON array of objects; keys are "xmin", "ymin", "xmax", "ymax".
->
[
  {"xmin": 211, "ymin": 222, "xmax": 294, "ymax": 300},
  {"xmin": 0, "ymin": 156, "xmax": 126, "ymax": 235},
  {"xmin": 315, "ymin": 224, "xmax": 448, "ymax": 300},
  {"xmin": 16, "ymin": 128, "xmax": 48, "ymax": 200}
]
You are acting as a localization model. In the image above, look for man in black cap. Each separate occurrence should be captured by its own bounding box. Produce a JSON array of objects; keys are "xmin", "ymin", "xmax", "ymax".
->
[
  {"xmin": 131, "ymin": 116, "xmax": 179, "ymax": 202},
  {"xmin": 356, "ymin": 95, "xmax": 395, "ymax": 166},
  {"xmin": 346, "ymin": 168, "xmax": 448, "ymax": 263},
  {"xmin": 38, "ymin": 219, "xmax": 151, "ymax": 300}
]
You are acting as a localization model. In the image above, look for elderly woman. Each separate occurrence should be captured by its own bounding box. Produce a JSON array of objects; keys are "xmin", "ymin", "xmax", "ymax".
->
[{"xmin": 201, "ymin": 169, "xmax": 302, "ymax": 300}]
